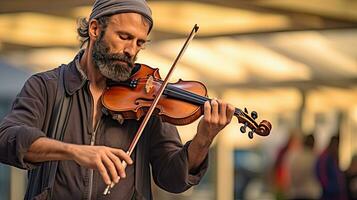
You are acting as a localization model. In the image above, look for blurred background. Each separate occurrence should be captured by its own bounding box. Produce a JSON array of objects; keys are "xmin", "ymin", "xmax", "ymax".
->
[{"xmin": 0, "ymin": 0, "xmax": 357, "ymax": 199}]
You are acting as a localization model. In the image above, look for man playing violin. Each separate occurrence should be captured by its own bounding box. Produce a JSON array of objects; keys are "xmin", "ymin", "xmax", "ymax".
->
[{"xmin": 0, "ymin": 0, "xmax": 235, "ymax": 199}]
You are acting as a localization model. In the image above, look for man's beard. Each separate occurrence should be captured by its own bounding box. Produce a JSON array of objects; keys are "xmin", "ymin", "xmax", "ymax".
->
[{"xmin": 92, "ymin": 36, "xmax": 136, "ymax": 82}]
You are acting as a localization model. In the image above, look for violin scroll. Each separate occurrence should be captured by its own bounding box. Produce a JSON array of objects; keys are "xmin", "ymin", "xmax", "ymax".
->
[
  {"xmin": 256, "ymin": 120, "xmax": 272, "ymax": 136},
  {"xmin": 236, "ymin": 108, "xmax": 272, "ymax": 139}
]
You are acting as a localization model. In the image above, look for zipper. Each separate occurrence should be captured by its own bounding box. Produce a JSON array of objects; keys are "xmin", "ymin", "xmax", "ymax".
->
[
  {"xmin": 87, "ymin": 81, "xmax": 103, "ymax": 200},
  {"xmin": 87, "ymin": 118, "xmax": 102, "ymax": 200}
]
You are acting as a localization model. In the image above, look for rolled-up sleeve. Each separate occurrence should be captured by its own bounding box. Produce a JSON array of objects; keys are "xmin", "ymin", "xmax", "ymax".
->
[
  {"xmin": 0, "ymin": 74, "xmax": 47, "ymax": 169},
  {"xmin": 149, "ymin": 117, "xmax": 209, "ymax": 193}
]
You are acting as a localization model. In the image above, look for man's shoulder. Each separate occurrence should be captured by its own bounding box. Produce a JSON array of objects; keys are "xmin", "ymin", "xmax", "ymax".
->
[
  {"xmin": 25, "ymin": 64, "xmax": 70, "ymax": 91},
  {"xmin": 32, "ymin": 66, "xmax": 62, "ymax": 81}
]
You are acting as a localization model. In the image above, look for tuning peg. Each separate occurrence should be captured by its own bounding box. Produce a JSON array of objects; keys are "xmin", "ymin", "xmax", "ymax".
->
[
  {"xmin": 244, "ymin": 107, "xmax": 248, "ymax": 113},
  {"xmin": 240, "ymin": 125, "xmax": 246, "ymax": 133},
  {"xmin": 251, "ymin": 111, "xmax": 258, "ymax": 120},
  {"xmin": 248, "ymin": 131, "xmax": 254, "ymax": 139}
]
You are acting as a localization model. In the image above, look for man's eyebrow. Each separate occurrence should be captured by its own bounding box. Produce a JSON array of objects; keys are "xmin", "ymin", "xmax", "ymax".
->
[{"xmin": 116, "ymin": 31, "xmax": 148, "ymax": 43}]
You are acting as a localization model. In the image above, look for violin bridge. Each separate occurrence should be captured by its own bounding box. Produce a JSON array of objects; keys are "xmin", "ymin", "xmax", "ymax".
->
[{"xmin": 145, "ymin": 75, "xmax": 154, "ymax": 93}]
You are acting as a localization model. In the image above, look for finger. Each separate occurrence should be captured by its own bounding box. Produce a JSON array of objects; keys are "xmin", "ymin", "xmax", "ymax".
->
[
  {"xmin": 111, "ymin": 148, "xmax": 133, "ymax": 165},
  {"xmin": 203, "ymin": 101, "xmax": 211, "ymax": 122},
  {"xmin": 97, "ymin": 160, "xmax": 111, "ymax": 185},
  {"xmin": 218, "ymin": 100, "xmax": 227, "ymax": 125},
  {"xmin": 211, "ymin": 99, "xmax": 219, "ymax": 124},
  {"xmin": 226, "ymin": 104, "xmax": 235, "ymax": 123},
  {"xmin": 107, "ymin": 152, "xmax": 126, "ymax": 179},
  {"xmin": 102, "ymin": 154, "xmax": 119, "ymax": 183}
]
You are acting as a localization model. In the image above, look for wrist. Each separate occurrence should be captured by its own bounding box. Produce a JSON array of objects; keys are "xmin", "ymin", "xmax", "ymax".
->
[
  {"xmin": 188, "ymin": 132, "xmax": 211, "ymax": 171},
  {"xmin": 64, "ymin": 143, "xmax": 77, "ymax": 160},
  {"xmin": 193, "ymin": 132, "xmax": 213, "ymax": 149}
]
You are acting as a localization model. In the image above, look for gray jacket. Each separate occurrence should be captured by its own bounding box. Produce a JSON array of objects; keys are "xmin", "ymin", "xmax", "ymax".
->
[{"xmin": 0, "ymin": 52, "xmax": 208, "ymax": 200}]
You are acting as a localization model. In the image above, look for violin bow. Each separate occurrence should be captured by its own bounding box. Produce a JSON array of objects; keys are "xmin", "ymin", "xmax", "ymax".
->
[{"xmin": 103, "ymin": 24, "xmax": 200, "ymax": 195}]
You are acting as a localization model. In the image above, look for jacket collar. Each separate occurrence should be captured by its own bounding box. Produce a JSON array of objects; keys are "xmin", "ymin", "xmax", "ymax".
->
[{"xmin": 63, "ymin": 50, "xmax": 88, "ymax": 95}]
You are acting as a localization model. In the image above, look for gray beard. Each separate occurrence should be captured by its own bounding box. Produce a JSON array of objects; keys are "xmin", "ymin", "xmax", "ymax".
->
[
  {"xmin": 97, "ymin": 61, "xmax": 131, "ymax": 82},
  {"xmin": 92, "ymin": 37, "xmax": 136, "ymax": 82}
]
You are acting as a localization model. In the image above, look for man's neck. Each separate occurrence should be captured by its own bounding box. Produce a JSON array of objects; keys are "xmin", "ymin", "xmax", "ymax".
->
[{"xmin": 80, "ymin": 49, "xmax": 106, "ymax": 90}]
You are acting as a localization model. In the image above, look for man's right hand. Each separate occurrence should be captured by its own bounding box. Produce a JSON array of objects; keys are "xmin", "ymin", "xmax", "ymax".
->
[
  {"xmin": 24, "ymin": 137, "xmax": 133, "ymax": 185},
  {"xmin": 70, "ymin": 144, "xmax": 133, "ymax": 185}
]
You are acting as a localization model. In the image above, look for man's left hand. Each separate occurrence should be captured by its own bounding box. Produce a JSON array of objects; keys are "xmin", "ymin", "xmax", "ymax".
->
[
  {"xmin": 187, "ymin": 99, "xmax": 235, "ymax": 172},
  {"xmin": 196, "ymin": 99, "xmax": 235, "ymax": 146}
]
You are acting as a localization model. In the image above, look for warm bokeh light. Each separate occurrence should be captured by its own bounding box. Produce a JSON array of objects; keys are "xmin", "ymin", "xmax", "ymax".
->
[
  {"xmin": 136, "ymin": 50, "xmax": 200, "ymax": 82},
  {"xmin": 258, "ymin": 0, "xmax": 357, "ymax": 21},
  {"xmin": 210, "ymin": 38, "xmax": 312, "ymax": 81},
  {"xmin": 0, "ymin": 12, "xmax": 77, "ymax": 46},
  {"xmin": 0, "ymin": 1, "xmax": 356, "ymax": 200},
  {"xmin": 270, "ymin": 32, "xmax": 357, "ymax": 77},
  {"xmin": 154, "ymin": 39, "xmax": 249, "ymax": 84},
  {"xmin": 148, "ymin": 1, "xmax": 292, "ymax": 35}
]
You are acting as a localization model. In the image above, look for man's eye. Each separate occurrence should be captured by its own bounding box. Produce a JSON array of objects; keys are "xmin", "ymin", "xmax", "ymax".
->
[
  {"xmin": 138, "ymin": 40, "xmax": 150, "ymax": 49},
  {"xmin": 137, "ymin": 41, "xmax": 145, "ymax": 47},
  {"xmin": 119, "ymin": 35, "xmax": 129, "ymax": 40}
]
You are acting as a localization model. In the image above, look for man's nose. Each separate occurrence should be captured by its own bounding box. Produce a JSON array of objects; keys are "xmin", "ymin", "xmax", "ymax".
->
[{"xmin": 123, "ymin": 42, "xmax": 137, "ymax": 59}]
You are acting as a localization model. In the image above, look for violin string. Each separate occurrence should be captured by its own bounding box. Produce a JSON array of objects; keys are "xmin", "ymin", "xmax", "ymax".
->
[
  {"xmin": 165, "ymin": 85, "xmax": 244, "ymax": 116},
  {"xmin": 166, "ymin": 85, "xmax": 208, "ymax": 102},
  {"xmin": 165, "ymin": 86, "xmax": 262, "ymax": 132},
  {"xmin": 165, "ymin": 85, "xmax": 209, "ymax": 104},
  {"xmin": 132, "ymin": 81, "xmax": 244, "ymax": 116},
  {"xmin": 166, "ymin": 84, "xmax": 244, "ymax": 116}
]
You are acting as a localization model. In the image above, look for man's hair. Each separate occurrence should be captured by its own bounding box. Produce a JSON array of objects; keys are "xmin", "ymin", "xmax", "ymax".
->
[
  {"xmin": 77, "ymin": 14, "xmax": 150, "ymax": 48},
  {"xmin": 77, "ymin": 16, "xmax": 110, "ymax": 48}
]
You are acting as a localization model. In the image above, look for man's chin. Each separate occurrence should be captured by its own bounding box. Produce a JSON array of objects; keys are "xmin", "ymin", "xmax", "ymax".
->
[
  {"xmin": 118, "ymin": 64, "xmax": 134, "ymax": 76},
  {"xmin": 102, "ymin": 72, "xmax": 131, "ymax": 82},
  {"xmin": 98, "ymin": 63, "xmax": 132, "ymax": 82},
  {"xmin": 118, "ymin": 62, "xmax": 133, "ymax": 73}
]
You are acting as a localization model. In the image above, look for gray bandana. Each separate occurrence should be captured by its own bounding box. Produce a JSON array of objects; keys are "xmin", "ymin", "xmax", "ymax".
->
[{"xmin": 89, "ymin": 0, "xmax": 153, "ymax": 32}]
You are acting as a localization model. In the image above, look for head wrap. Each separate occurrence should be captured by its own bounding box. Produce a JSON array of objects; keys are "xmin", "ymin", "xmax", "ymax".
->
[{"xmin": 89, "ymin": 0, "xmax": 153, "ymax": 32}]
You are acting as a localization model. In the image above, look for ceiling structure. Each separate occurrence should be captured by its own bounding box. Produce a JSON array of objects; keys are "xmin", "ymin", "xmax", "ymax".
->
[{"xmin": 0, "ymin": 0, "xmax": 356, "ymax": 92}]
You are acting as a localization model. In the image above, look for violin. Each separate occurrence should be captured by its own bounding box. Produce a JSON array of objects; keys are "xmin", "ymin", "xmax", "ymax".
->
[
  {"xmin": 101, "ymin": 24, "xmax": 271, "ymax": 195},
  {"xmin": 102, "ymin": 63, "xmax": 272, "ymax": 138}
]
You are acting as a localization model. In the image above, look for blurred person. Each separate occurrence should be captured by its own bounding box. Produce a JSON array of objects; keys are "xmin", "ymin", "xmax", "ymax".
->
[
  {"xmin": 272, "ymin": 130, "xmax": 300, "ymax": 200},
  {"xmin": 345, "ymin": 154, "xmax": 357, "ymax": 200},
  {"xmin": 286, "ymin": 134, "xmax": 321, "ymax": 199},
  {"xmin": 315, "ymin": 135, "xmax": 347, "ymax": 200},
  {"xmin": 0, "ymin": 0, "xmax": 235, "ymax": 199}
]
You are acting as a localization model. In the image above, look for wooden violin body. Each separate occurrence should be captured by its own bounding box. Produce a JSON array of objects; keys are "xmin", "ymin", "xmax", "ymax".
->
[
  {"xmin": 102, "ymin": 64, "xmax": 272, "ymax": 138},
  {"xmin": 103, "ymin": 64, "xmax": 207, "ymax": 125}
]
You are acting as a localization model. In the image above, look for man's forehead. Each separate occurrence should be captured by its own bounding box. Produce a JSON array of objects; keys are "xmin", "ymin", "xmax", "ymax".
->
[{"xmin": 107, "ymin": 13, "xmax": 150, "ymax": 36}]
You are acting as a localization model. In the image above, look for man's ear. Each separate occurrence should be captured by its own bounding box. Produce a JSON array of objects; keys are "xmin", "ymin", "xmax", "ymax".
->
[{"xmin": 89, "ymin": 19, "xmax": 100, "ymax": 40}]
